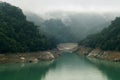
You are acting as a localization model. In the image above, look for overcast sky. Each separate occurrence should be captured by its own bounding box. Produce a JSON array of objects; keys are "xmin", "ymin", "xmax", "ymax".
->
[{"xmin": 1, "ymin": 0, "xmax": 120, "ymax": 14}]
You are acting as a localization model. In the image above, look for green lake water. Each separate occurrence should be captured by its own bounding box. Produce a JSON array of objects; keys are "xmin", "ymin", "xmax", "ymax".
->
[{"xmin": 0, "ymin": 52, "xmax": 120, "ymax": 80}]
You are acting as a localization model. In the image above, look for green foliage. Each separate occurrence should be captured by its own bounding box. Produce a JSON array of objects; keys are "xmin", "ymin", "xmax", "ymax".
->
[
  {"xmin": 0, "ymin": 2, "xmax": 56, "ymax": 53},
  {"xmin": 79, "ymin": 17, "xmax": 120, "ymax": 51}
]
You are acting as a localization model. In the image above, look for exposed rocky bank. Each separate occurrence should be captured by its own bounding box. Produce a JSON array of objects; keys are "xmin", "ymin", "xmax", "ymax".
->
[
  {"xmin": 76, "ymin": 46, "xmax": 120, "ymax": 62},
  {"xmin": 0, "ymin": 50, "xmax": 61, "ymax": 64},
  {"xmin": 0, "ymin": 43, "xmax": 78, "ymax": 64},
  {"xmin": 2, "ymin": 43, "xmax": 119, "ymax": 63}
]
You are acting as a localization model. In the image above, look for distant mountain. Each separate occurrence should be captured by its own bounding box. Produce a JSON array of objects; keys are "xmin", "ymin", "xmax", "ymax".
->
[
  {"xmin": 80, "ymin": 17, "xmax": 120, "ymax": 51},
  {"xmin": 25, "ymin": 12, "xmax": 117, "ymax": 42},
  {"xmin": 63, "ymin": 13, "xmax": 111, "ymax": 40},
  {"xmin": 0, "ymin": 2, "xmax": 56, "ymax": 53},
  {"xmin": 41, "ymin": 19, "xmax": 76, "ymax": 43}
]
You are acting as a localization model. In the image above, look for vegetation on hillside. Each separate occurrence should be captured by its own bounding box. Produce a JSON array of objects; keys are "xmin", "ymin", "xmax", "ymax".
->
[
  {"xmin": 0, "ymin": 2, "xmax": 56, "ymax": 53},
  {"xmin": 79, "ymin": 17, "xmax": 120, "ymax": 51}
]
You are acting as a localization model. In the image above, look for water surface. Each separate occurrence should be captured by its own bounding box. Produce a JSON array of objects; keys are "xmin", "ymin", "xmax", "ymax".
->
[{"xmin": 0, "ymin": 53, "xmax": 120, "ymax": 80}]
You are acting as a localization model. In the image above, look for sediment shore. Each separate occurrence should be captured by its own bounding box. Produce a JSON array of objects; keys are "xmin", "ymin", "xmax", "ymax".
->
[
  {"xmin": 76, "ymin": 46, "xmax": 120, "ymax": 62},
  {"xmin": 2, "ymin": 43, "xmax": 119, "ymax": 63},
  {"xmin": 0, "ymin": 49, "xmax": 61, "ymax": 64},
  {"xmin": 0, "ymin": 43, "xmax": 78, "ymax": 64}
]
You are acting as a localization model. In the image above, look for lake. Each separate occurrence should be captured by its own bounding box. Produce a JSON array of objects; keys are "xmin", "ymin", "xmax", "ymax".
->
[{"xmin": 0, "ymin": 52, "xmax": 120, "ymax": 80}]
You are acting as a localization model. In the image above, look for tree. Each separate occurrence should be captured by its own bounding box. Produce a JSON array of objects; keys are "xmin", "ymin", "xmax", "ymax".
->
[{"xmin": 0, "ymin": 2, "xmax": 56, "ymax": 53}]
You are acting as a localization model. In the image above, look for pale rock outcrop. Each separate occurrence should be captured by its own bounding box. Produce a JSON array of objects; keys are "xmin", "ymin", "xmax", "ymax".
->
[{"xmin": 39, "ymin": 52, "xmax": 55, "ymax": 60}]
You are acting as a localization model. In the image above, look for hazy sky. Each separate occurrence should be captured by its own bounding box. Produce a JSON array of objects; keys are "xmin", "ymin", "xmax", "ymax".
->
[{"xmin": 1, "ymin": 0, "xmax": 120, "ymax": 14}]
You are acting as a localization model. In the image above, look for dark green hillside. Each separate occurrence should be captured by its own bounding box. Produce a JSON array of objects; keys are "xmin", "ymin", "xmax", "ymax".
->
[
  {"xmin": 0, "ymin": 2, "xmax": 56, "ymax": 53},
  {"xmin": 80, "ymin": 17, "xmax": 120, "ymax": 51}
]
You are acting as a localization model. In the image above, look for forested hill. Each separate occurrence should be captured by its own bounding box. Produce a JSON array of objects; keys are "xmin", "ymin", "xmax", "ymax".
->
[
  {"xmin": 80, "ymin": 17, "xmax": 120, "ymax": 51},
  {"xmin": 0, "ymin": 2, "xmax": 56, "ymax": 53}
]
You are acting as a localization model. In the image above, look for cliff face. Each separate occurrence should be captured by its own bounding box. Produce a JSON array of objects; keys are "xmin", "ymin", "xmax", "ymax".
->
[{"xmin": 76, "ymin": 46, "xmax": 120, "ymax": 62}]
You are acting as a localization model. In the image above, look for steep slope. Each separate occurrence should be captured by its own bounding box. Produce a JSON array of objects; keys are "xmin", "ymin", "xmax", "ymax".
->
[
  {"xmin": 0, "ymin": 2, "xmax": 56, "ymax": 53},
  {"xmin": 80, "ymin": 17, "xmax": 120, "ymax": 51}
]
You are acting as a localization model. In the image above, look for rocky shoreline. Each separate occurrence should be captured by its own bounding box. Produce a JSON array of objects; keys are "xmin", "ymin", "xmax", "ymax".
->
[
  {"xmin": 76, "ymin": 46, "xmax": 120, "ymax": 62},
  {"xmin": 0, "ymin": 49, "xmax": 62, "ymax": 64},
  {"xmin": 0, "ymin": 43, "xmax": 78, "ymax": 64},
  {"xmin": 2, "ymin": 43, "xmax": 119, "ymax": 64}
]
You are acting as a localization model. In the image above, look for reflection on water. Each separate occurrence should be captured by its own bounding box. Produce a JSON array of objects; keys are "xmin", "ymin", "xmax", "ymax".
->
[
  {"xmin": 0, "ymin": 61, "xmax": 56, "ymax": 80},
  {"xmin": 0, "ymin": 53, "xmax": 120, "ymax": 80},
  {"xmin": 42, "ymin": 53, "xmax": 108, "ymax": 80},
  {"xmin": 88, "ymin": 58, "xmax": 120, "ymax": 80}
]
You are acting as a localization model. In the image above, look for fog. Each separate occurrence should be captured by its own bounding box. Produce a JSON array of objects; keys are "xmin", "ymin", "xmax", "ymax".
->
[
  {"xmin": 1, "ymin": 0, "xmax": 120, "ymax": 42},
  {"xmin": 1, "ymin": 0, "xmax": 120, "ymax": 14},
  {"xmin": 25, "ymin": 11, "xmax": 120, "ymax": 42}
]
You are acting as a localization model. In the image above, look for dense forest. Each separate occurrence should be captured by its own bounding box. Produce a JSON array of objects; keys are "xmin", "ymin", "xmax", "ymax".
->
[
  {"xmin": 0, "ymin": 2, "xmax": 56, "ymax": 53},
  {"xmin": 80, "ymin": 17, "xmax": 120, "ymax": 51}
]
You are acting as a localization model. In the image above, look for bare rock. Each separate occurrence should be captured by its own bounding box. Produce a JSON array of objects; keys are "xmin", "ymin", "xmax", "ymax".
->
[
  {"xmin": 28, "ymin": 58, "xmax": 39, "ymax": 63},
  {"xmin": 40, "ymin": 52, "xmax": 55, "ymax": 60}
]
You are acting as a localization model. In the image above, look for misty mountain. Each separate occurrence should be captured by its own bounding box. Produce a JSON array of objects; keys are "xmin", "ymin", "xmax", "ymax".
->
[
  {"xmin": 25, "ymin": 11, "xmax": 120, "ymax": 43},
  {"xmin": 63, "ymin": 13, "xmax": 111, "ymax": 39},
  {"xmin": 80, "ymin": 17, "xmax": 120, "ymax": 51},
  {"xmin": 41, "ymin": 19, "xmax": 76, "ymax": 43}
]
